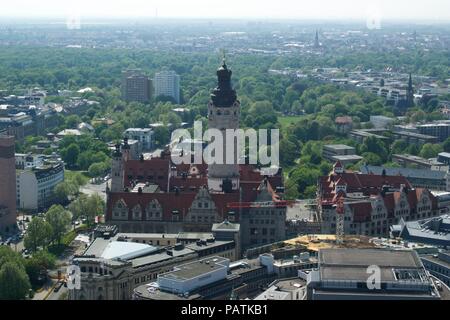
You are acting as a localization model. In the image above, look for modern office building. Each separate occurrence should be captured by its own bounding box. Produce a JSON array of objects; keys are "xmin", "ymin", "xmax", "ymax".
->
[
  {"xmin": 322, "ymin": 144, "xmax": 362, "ymax": 165},
  {"xmin": 307, "ymin": 248, "xmax": 442, "ymax": 300},
  {"xmin": 133, "ymin": 254, "xmax": 277, "ymax": 300},
  {"xmin": 0, "ymin": 135, "xmax": 17, "ymax": 234},
  {"xmin": 418, "ymin": 122, "xmax": 450, "ymax": 142},
  {"xmin": 392, "ymin": 154, "xmax": 448, "ymax": 171},
  {"xmin": 349, "ymin": 130, "xmax": 389, "ymax": 143},
  {"xmin": 154, "ymin": 70, "xmax": 181, "ymax": 104},
  {"xmin": 121, "ymin": 69, "xmax": 152, "ymax": 103},
  {"xmin": 438, "ymin": 152, "xmax": 450, "ymax": 166},
  {"xmin": 16, "ymin": 160, "xmax": 64, "ymax": 211},
  {"xmin": 393, "ymin": 131, "xmax": 438, "ymax": 145}
]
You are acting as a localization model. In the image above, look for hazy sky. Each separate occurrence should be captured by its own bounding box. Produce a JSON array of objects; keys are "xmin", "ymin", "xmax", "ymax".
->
[{"xmin": 0, "ymin": 0, "xmax": 449, "ymax": 21}]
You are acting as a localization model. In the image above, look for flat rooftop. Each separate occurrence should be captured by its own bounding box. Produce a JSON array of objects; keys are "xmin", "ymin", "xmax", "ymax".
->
[
  {"xmin": 160, "ymin": 256, "xmax": 229, "ymax": 281},
  {"xmin": 319, "ymin": 248, "xmax": 423, "ymax": 282},
  {"xmin": 324, "ymin": 144, "xmax": 355, "ymax": 150},
  {"xmin": 332, "ymin": 155, "xmax": 363, "ymax": 161}
]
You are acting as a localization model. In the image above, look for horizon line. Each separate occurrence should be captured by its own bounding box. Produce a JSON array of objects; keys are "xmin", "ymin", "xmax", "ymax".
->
[{"xmin": 0, "ymin": 16, "xmax": 449, "ymax": 24}]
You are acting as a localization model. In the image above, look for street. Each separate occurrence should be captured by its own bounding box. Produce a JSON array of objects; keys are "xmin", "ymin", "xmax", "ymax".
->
[{"xmin": 80, "ymin": 179, "xmax": 109, "ymax": 201}]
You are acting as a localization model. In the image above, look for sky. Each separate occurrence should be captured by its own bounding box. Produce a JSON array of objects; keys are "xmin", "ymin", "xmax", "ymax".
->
[{"xmin": 0, "ymin": 0, "xmax": 449, "ymax": 22}]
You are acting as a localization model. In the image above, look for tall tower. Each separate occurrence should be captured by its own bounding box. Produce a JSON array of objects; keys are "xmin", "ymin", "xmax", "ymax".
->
[
  {"xmin": 314, "ymin": 30, "xmax": 320, "ymax": 48},
  {"xmin": 207, "ymin": 59, "xmax": 241, "ymax": 192},
  {"xmin": 407, "ymin": 73, "xmax": 414, "ymax": 108},
  {"xmin": 110, "ymin": 144, "xmax": 124, "ymax": 193},
  {"xmin": 0, "ymin": 135, "xmax": 17, "ymax": 234}
]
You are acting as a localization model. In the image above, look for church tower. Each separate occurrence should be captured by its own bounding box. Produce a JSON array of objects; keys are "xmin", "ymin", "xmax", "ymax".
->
[
  {"xmin": 314, "ymin": 29, "xmax": 320, "ymax": 48},
  {"xmin": 407, "ymin": 73, "xmax": 414, "ymax": 108},
  {"xmin": 207, "ymin": 59, "xmax": 241, "ymax": 192},
  {"xmin": 110, "ymin": 143, "xmax": 124, "ymax": 193}
]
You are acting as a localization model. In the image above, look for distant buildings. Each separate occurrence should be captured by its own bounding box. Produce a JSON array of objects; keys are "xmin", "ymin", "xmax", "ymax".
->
[
  {"xmin": 16, "ymin": 157, "xmax": 64, "ymax": 211},
  {"xmin": 360, "ymin": 165, "xmax": 450, "ymax": 192},
  {"xmin": 322, "ymin": 144, "xmax": 363, "ymax": 166},
  {"xmin": 335, "ymin": 116, "xmax": 353, "ymax": 134},
  {"xmin": 314, "ymin": 30, "xmax": 320, "ymax": 49},
  {"xmin": 370, "ymin": 115, "xmax": 395, "ymax": 129},
  {"xmin": 392, "ymin": 154, "xmax": 448, "ymax": 171},
  {"xmin": 154, "ymin": 70, "xmax": 181, "ymax": 104},
  {"xmin": 417, "ymin": 122, "xmax": 450, "ymax": 143},
  {"xmin": 437, "ymin": 152, "xmax": 450, "ymax": 166},
  {"xmin": 393, "ymin": 131, "xmax": 438, "ymax": 145},
  {"xmin": 56, "ymin": 129, "xmax": 83, "ymax": 138},
  {"xmin": 307, "ymin": 248, "xmax": 442, "ymax": 300},
  {"xmin": 0, "ymin": 135, "xmax": 17, "ymax": 234},
  {"xmin": 123, "ymin": 128, "xmax": 153, "ymax": 154},
  {"xmin": 349, "ymin": 129, "xmax": 389, "ymax": 143},
  {"xmin": 121, "ymin": 69, "xmax": 152, "ymax": 104}
]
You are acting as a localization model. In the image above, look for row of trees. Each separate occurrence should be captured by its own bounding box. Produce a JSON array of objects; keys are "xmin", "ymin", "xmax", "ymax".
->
[
  {"xmin": 24, "ymin": 205, "xmax": 71, "ymax": 252},
  {"xmin": 24, "ymin": 194, "xmax": 104, "ymax": 253},
  {"xmin": 0, "ymin": 246, "xmax": 56, "ymax": 299}
]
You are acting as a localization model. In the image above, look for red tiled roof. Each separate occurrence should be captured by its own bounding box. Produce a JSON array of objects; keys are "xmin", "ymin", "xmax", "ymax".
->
[
  {"xmin": 106, "ymin": 190, "xmax": 244, "ymax": 222},
  {"xmin": 124, "ymin": 158, "xmax": 171, "ymax": 191},
  {"xmin": 320, "ymin": 172, "xmax": 412, "ymax": 201},
  {"xmin": 335, "ymin": 116, "xmax": 353, "ymax": 124},
  {"xmin": 106, "ymin": 192, "xmax": 196, "ymax": 221}
]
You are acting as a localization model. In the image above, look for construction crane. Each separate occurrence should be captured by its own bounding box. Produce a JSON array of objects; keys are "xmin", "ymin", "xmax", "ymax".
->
[{"xmin": 335, "ymin": 197, "xmax": 345, "ymax": 245}]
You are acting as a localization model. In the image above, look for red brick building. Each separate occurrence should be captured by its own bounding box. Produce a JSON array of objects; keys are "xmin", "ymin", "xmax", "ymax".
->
[
  {"xmin": 0, "ymin": 135, "xmax": 17, "ymax": 234},
  {"xmin": 318, "ymin": 162, "xmax": 439, "ymax": 237}
]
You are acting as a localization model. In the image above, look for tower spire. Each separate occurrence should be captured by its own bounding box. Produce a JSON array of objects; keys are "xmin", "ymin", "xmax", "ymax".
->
[
  {"xmin": 221, "ymin": 49, "xmax": 227, "ymax": 66},
  {"xmin": 314, "ymin": 29, "xmax": 320, "ymax": 48},
  {"xmin": 407, "ymin": 73, "xmax": 414, "ymax": 108}
]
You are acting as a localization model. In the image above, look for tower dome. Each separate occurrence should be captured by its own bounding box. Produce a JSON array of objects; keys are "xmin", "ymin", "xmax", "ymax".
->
[{"xmin": 211, "ymin": 59, "xmax": 237, "ymax": 108}]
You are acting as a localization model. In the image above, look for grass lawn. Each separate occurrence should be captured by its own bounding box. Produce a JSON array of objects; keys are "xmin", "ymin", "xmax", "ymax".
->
[
  {"xmin": 65, "ymin": 170, "xmax": 90, "ymax": 186},
  {"xmin": 278, "ymin": 116, "xmax": 304, "ymax": 130}
]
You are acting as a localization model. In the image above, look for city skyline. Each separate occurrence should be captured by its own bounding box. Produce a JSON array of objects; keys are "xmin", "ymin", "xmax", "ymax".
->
[{"xmin": 0, "ymin": 0, "xmax": 450, "ymax": 22}]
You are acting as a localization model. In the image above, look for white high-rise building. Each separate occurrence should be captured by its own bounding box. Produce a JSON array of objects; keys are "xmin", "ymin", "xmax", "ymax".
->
[{"xmin": 153, "ymin": 70, "xmax": 181, "ymax": 104}]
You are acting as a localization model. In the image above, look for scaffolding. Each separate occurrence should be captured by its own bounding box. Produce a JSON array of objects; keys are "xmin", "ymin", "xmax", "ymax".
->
[{"xmin": 336, "ymin": 198, "xmax": 345, "ymax": 245}]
